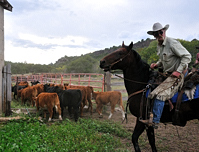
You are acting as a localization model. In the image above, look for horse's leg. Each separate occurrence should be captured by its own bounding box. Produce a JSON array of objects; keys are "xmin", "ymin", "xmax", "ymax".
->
[
  {"xmin": 146, "ymin": 126, "xmax": 157, "ymax": 152},
  {"xmin": 132, "ymin": 119, "xmax": 146, "ymax": 152}
]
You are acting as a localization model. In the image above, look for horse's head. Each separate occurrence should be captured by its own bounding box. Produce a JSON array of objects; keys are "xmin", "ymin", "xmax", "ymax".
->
[{"xmin": 100, "ymin": 42, "xmax": 133, "ymax": 72}]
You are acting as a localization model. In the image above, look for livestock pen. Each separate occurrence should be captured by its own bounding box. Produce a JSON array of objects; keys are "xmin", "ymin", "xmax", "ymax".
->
[
  {"xmin": 12, "ymin": 73, "xmax": 105, "ymax": 91},
  {"xmin": 11, "ymin": 72, "xmax": 128, "ymax": 117},
  {"xmin": 11, "ymin": 72, "xmax": 128, "ymax": 115},
  {"xmin": 11, "ymin": 72, "xmax": 128, "ymax": 99}
]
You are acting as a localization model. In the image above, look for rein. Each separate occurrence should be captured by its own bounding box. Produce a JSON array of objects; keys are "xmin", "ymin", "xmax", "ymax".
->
[
  {"xmin": 111, "ymin": 73, "xmax": 149, "ymax": 97},
  {"xmin": 113, "ymin": 73, "xmax": 149, "ymax": 85}
]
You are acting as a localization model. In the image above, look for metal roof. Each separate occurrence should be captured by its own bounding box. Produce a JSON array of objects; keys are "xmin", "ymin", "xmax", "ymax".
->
[{"xmin": 0, "ymin": 0, "xmax": 13, "ymax": 12}]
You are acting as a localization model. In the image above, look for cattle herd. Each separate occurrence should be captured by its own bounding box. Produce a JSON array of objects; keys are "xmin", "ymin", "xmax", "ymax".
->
[{"xmin": 11, "ymin": 81, "xmax": 125, "ymax": 122}]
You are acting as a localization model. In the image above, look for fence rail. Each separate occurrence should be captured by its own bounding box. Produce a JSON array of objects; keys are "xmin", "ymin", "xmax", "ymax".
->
[{"xmin": 12, "ymin": 73, "xmax": 105, "ymax": 91}]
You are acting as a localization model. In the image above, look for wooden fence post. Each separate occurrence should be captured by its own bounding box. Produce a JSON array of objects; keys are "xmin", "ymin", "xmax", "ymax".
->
[
  {"xmin": 2, "ymin": 64, "xmax": 11, "ymax": 116},
  {"xmin": 2, "ymin": 66, "xmax": 6, "ymax": 114},
  {"xmin": 104, "ymin": 72, "xmax": 112, "ymax": 92},
  {"xmin": 61, "ymin": 74, "xmax": 63, "ymax": 85},
  {"xmin": 17, "ymin": 77, "xmax": 18, "ymax": 101},
  {"xmin": 6, "ymin": 64, "xmax": 11, "ymax": 116}
]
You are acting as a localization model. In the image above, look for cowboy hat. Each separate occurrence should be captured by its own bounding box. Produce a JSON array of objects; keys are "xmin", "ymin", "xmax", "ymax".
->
[{"xmin": 147, "ymin": 22, "xmax": 169, "ymax": 35}]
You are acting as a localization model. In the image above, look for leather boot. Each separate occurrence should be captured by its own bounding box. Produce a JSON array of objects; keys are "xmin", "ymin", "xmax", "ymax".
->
[
  {"xmin": 139, "ymin": 119, "xmax": 158, "ymax": 128},
  {"xmin": 139, "ymin": 113, "xmax": 159, "ymax": 129},
  {"xmin": 139, "ymin": 119, "xmax": 151, "ymax": 125},
  {"xmin": 139, "ymin": 113, "xmax": 153, "ymax": 124}
]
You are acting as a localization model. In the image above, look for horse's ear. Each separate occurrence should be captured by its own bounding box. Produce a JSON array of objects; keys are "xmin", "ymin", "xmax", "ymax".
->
[
  {"xmin": 122, "ymin": 41, "xmax": 124, "ymax": 47},
  {"xmin": 129, "ymin": 42, "xmax": 133, "ymax": 49}
]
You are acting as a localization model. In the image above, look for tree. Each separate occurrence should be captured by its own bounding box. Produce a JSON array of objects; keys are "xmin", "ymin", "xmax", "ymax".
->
[{"xmin": 66, "ymin": 55, "xmax": 97, "ymax": 73}]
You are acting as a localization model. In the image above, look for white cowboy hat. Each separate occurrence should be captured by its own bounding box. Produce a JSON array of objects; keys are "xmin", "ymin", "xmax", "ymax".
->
[{"xmin": 147, "ymin": 22, "xmax": 169, "ymax": 35}]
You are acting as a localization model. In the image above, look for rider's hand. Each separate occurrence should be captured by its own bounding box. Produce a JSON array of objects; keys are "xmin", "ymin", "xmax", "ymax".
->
[
  {"xmin": 150, "ymin": 63, "xmax": 158, "ymax": 69},
  {"xmin": 172, "ymin": 71, "xmax": 181, "ymax": 78}
]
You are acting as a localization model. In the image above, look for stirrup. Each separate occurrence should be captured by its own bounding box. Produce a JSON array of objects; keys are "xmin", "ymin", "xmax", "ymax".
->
[{"xmin": 139, "ymin": 119, "xmax": 153, "ymax": 125}]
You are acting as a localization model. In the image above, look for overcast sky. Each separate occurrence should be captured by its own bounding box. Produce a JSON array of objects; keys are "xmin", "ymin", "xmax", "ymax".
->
[{"xmin": 4, "ymin": 0, "xmax": 199, "ymax": 65}]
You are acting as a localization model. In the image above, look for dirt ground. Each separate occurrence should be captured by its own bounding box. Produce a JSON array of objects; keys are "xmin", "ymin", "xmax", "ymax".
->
[{"xmin": 80, "ymin": 104, "xmax": 199, "ymax": 152}]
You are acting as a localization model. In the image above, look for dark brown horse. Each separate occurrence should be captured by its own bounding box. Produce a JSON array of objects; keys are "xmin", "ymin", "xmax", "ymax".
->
[{"xmin": 99, "ymin": 42, "xmax": 199, "ymax": 152}]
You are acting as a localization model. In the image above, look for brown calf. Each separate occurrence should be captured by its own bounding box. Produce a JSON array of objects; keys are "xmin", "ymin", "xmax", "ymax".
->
[
  {"xmin": 92, "ymin": 91, "xmax": 125, "ymax": 120},
  {"xmin": 35, "ymin": 92, "xmax": 62, "ymax": 121},
  {"xmin": 17, "ymin": 89, "xmax": 23, "ymax": 99},
  {"xmin": 85, "ymin": 86, "xmax": 93, "ymax": 113},
  {"xmin": 17, "ymin": 81, "xmax": 29, "ymax": 86},
  {"xmin": 55, "ymin": 84, "xmax": 65, "ymax": 90},
  {"xmin": 21, "ymin": 86, "xmax": 38, "ymax": 106},
  {"xmin": 33, "ymin": 84, "xmax": 44, "ymax": 96}
]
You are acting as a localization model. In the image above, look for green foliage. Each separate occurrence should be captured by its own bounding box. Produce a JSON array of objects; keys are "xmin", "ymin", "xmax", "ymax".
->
[
  {"xmin": 178, "ymin": 39, "xmax": 199, "ymax": 66},
  {"xmin": 5, "ymin": 38, "xmax": 199, "ymax": 74},
  {"xmin": 139, "ymin": 39, "xmax": 199, "ymax": 67},
  {"xmin": 139, "ymin": 40, "xmax": 158, "ymax": 64},
  {"xmin": 66, "ymin": 55, "xmax": 98, "ymax": 73},
  {"xmin": 0, "ymin": 118, "xmax": 130, "ymax": 151},
  {"xmin": 5, "ymin": 61, "xmax": 53, "ymax": 74}
]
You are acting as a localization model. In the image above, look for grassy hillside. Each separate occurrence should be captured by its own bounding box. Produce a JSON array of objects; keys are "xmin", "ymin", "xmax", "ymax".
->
[{"xmin": 5, "ymin": 38, "xmax": 199, "ymax": 74}]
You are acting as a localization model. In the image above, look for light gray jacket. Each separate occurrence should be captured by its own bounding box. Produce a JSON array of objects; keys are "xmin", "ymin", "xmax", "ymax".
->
[{"xmin": 156, "ymin": 37, "xmax": 192, "ymax": 73}]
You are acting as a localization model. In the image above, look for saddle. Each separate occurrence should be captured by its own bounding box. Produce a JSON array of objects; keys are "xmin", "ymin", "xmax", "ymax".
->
[
  {"xmin": 173, "ymin": 71, "xmax": 199, "ymax": 125},
  {"xmin": 142, "ymin": 70, "xmax": 199, "ymax": 125}
]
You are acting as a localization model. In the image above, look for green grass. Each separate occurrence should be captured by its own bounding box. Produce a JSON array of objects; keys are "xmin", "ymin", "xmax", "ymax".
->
[
  {"xmin": 11, "ymin": 98, "xmax": 34, "ymax": 109},
  {"xmin": 0, "ymin": 117, "xmax": 131, "ymax": 152},
  {"xmin": 8, "ymin": 76, "xmax": 131, "ymax": 151}
]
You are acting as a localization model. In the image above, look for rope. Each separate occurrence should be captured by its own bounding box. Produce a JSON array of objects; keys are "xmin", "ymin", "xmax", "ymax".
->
[{"xmin": 24, "ymin": 104, "xmax": 31, "ymax": 117}]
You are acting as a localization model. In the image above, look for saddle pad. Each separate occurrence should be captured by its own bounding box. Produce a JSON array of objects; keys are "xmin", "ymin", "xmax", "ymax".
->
[
  {"xmin": 170, "ymin": 84, "xmax": 199, "ymax": 103},
  {"xmin": 146, "ymin": 84, "xmax": 199, "ymax": 103}
]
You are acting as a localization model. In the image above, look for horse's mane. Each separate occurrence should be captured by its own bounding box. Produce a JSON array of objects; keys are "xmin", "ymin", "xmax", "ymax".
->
[{"xmin": 132, "ymin": 49, "xmax": 150, "ymax": 69}]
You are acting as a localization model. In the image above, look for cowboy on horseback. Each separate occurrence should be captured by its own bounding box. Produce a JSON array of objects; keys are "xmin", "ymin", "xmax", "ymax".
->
[{"xmin": 140, "ymin": 22, "xmax": 192, "ymax": 128}]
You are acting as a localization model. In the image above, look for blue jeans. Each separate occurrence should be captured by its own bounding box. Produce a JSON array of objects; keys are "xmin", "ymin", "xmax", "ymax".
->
[{"xmin": 153, "ymin": 99, "xmax": 165, "ymax": 123}]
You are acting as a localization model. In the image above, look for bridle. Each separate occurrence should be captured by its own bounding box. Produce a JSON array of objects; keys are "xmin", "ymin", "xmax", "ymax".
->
[
  {"xmin": 106, "ymin": 48, "xmax": 169, "ymax": 98},
  {"xmin": 108, "ymin": 49, "xmax": 131, "ymax": 70}
]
